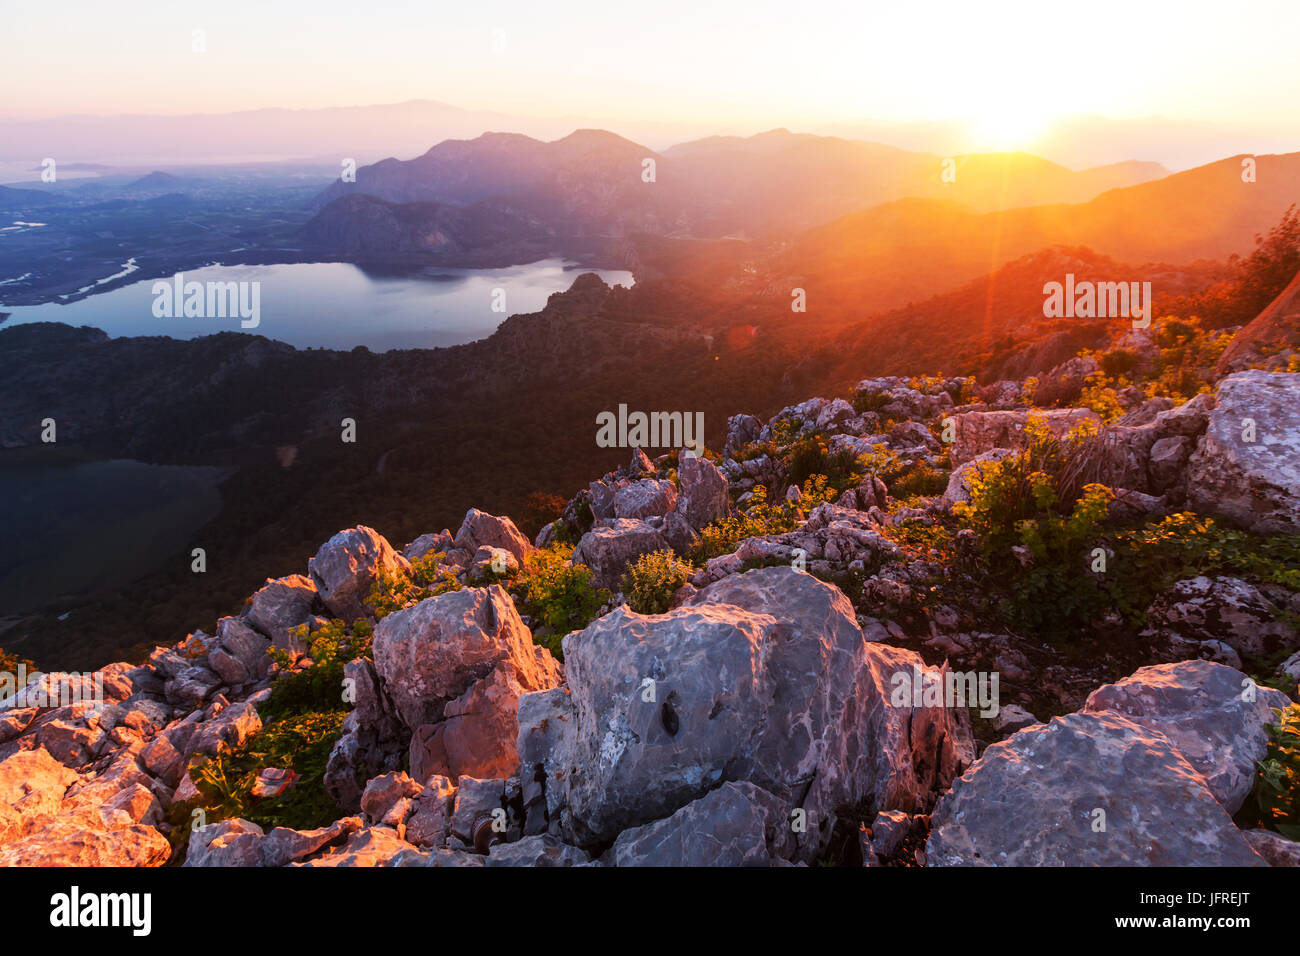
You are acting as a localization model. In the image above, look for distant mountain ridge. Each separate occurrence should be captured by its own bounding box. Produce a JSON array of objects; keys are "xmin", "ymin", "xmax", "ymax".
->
[
  {"xmin": 315, "ymin": 129, "xmax": 695, "ymax": 239},
  {"xmin": 308, "ymin": 127, "xmax": 1171, "ymax": 247},
  {"xmin": 299, "ymin": 194, "xmax": 551, "ymax": 259},
  {"xmin": 774, "ymin": 151, "xmax": 1300, "ymax": 315}
]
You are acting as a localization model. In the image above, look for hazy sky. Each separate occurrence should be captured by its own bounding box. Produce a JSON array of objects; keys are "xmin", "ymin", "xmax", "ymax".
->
[{"xmin": 4, "ymin": 0, "xmax": 1299, "ymax": 151}]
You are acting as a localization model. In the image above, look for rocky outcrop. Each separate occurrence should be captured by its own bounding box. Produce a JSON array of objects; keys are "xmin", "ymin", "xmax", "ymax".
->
[
  {"xmin": 948, "ymin": 407, "xmax": 1100, "ymax": 467},
  {"xmin": 7, "ymin": 333, "xmax": 1299, "ymax": 871},
  {"xmin": 1145, "ymin": 576, "xmax": 1297, "ymax": 660},
  {"xmin": 1215, "ymin": 267, "xmax": 1300, "ymax": 376},
  {"xmin": 1082, "ymin": 661, "xmax": 1289, "ymax": 813},
  {"xmin": 675, "ymin": 454, "xmax": 730, "ymax": 530},
  {"xmin": 570, "ymin": 519, "xmax": 672, "ymax": 591},
  {"xmin": 308, "ymin": 526, "xmax": 409, "ymax": 621},
  {"xmin": 1188, "ymin": 370, "xmax": 1300, "ymax": 533},
  {"xmin": 689, "ymin": 502, "xmax": 898, "ymax": 589},
  {"xmin": 612, "ymin": 478, "xmax": 677, "ymax": 520},
  {"xmin": 328, "ymin": 586, "xmax": 562, "ymax": 802},
  {"xmin": 724, "ymin": 413, "xmax": 762, "ymax": 458},
  {"xmin": 927, "ymin": 710, "xmax": 1266, "ymax": 866},
  {"xmin": 525, "ymin": 566, "xmax": 972, "ymax": 863},
  {"xmin": 942, "ymin": 448, "xmax": 1017, "ymax": 506},
  {"xmin": 452, "ymin": 509, "xmax": 533, "ymax": 565},
  {"xmin": 246, "ymin": 575, "xmax": 318, "ymax": 652}
]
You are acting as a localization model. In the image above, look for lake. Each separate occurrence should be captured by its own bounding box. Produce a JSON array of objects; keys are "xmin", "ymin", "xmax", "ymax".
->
[{"xmin": 0, "ymin": 258, "xmax": 634, "ymax": 351}]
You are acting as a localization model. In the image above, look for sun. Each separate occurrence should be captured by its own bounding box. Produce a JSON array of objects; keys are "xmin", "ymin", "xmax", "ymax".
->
[{"xmin": 965, "ymin": 108, "xmax": 1050, "ymax": 153}]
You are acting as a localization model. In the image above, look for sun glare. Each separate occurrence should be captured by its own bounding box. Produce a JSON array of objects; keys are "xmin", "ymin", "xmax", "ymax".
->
[{"xmin": 964, "ymin": 109, "xmax": 1050, "ymax": 153}]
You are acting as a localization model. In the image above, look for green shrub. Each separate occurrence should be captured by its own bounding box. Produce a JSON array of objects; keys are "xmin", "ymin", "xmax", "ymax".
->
[
  {"xmin": 1078, "ymin": 371, "xmax": 1126, "ymax": 423},
  {"xmin": 693, "ymin": 477, "xmax": 838, "ymax": 563},
  {"xmin": 172, "ymin": 709, "xmax": 348, "ymax": 860},
  {"xmin": 855, "ymin": 443, "xmax": 946, "ymax": 498},
  {"xmin": 512, "ymin": 543, "xmax": 609, "ymax": 659},
  {"xmin": 1247, "ymin": 701, "xmax": 1300, "ymax": 840},
  {"xmin": 366, "ymin": 551, "xmax": 461, "ymax": 619},
  {"xmin": 852, "ymin": 391, "xmax": 892, "ymax": 416},
  {"xmin": 952, "ymin": 417, "xmax": 1117, "ymax": 635},
  {"xmin": 263, "ymin": 618, "xmax": 372, "ymax": 721},
  {"xmin": 1071, "ymin": 316, "xmax": 1232, "ymax": 411},
  {"xmin": 788, "ymin": 433, "xmax": 860, "ymax": 490},
  {"xmin": 1099, "ymin": 348, "xmax": 1137, "ymax": 378},
  {"xmin": 622, "ymin": 550, "xmax": 694, "ymax": 614},
  {"xmin": 1102, "ymin": 513, "xmax": 1300, "ymax": 625},
  {"xmin": 888, "ymin": 461, "xmax": 949, "ymax": 500}
]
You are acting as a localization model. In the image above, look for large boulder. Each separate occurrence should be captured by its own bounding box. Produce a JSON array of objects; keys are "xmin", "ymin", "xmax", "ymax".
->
[
  {"xmin": 724, "ymin": 414, "xmax": 763, "ymax": 458},
  {"xmin": 544, "ymin": 566, "xmax": 972, "ymax": 862},
  {"xmin": 1083, "ymin": 660, "xmax": 1289, "ymax": 814},
  {"xmin": 308, "ymin": 526, "xmax": 409, "ymax": 621},
  {"xmin": 948, "ymin": 408, "xmax": 1100, "ymax": 467},
  {"xmin": 613, "ymin": 479, "xmax": 678, "ymax": 520},
  {"xmin": 608, "ymin": 781, "xmax": 796, "ymax": 867},
  {"xmin": 403, "ymin": 530, "xmax": 453, "ymax": 561},
  {"xmin": 926, "ymin": 711, "xmax": 1267, "ymax": 866},
  {"xmin": 246, "ymin": 574, "xmax": 318, "ymax": 651},
  {"xmin": 0, "ymin": 748, "xmax": 77, "ymax": 843},
  {"xmin": 1146, "ymin": 576, "xmax": 1297, "ymax": 659},
  {"xmin": 1188, "ymin": 370, "xmax": 1300, "ymax": 533},
  {"xmin": 675, "ymin": 455, "xmax": 730, "ymax": 530},
  {"xmin": 210, "ymin": 616, "xmax": 273, "ymax": 684},
  {"xmin": 571, "ymin": 519, "xmax": 672, "ymax": 591},
  {"xmin": 452, "ymin": 509, "xmax": 533, "ymax": 564},
  {"xmin": 371, "ymin": 586, "xmax": 562, "ymax": 782}
]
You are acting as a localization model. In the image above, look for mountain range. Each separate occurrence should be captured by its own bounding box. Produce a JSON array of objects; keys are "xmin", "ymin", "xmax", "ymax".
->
[{"xmin": 307, "ymin": 128, "xmax": 1171, "ymax": 242}]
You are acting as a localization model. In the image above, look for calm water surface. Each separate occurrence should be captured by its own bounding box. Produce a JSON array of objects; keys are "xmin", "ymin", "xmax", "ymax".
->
[{"xmin": 0, "ymin": 259, "xmax": 634, "ymax": 351}]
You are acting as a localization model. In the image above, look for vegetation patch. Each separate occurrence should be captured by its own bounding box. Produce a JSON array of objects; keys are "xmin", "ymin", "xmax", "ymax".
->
[
  {"xmin": 622, "ymin": 550, "xmax": 694, "ymax": 614},
  {"xmin": 511, "ymin": 543, "xmax": 609, "ymax": 660}
]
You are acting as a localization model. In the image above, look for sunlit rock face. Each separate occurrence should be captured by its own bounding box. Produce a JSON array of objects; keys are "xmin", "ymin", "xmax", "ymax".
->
[
  {"xmin": 1082, "ymin": 660, "xmax": 1289, "ymax": 814},
  {"xmin": 1188, "ymin": 370, "xmax": 1300, "ymax": 534},
  {"xmin": 926, "ymin": 705, "xmax": 1270, "ymax": 867},
  {"xmin": 526, "ymin": 566, "xmax": 972, "ymax": 863}
]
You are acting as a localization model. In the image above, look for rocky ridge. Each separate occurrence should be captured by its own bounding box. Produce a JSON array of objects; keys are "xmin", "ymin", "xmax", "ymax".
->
[{"xmin": 0, "ymin": 366, "xmax": 1297, "ymax": 866}]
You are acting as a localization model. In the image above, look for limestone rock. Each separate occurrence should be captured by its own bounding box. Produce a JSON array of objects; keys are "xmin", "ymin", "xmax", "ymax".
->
[
  {"xmin": 1082, "ymin": 660, "xmax": 1289, "ymax": 814},
  {"xmin": 571, "ymin": 519, "xmax": 671, "ymax": 591},
  {"xmin": 453, "ymin": 508, "xmax": 533, "ymax": 564},
  {"xmin": 1188, "ymin": 371, "xmax": 1300, "ymax": 533},
  {"xmin": 308, "ymin": 526, "xmax": 408, "ymax": 621},
  {"xmin": 675, "ymin": 454, "xmax": 730, "ymax": 530},
  {"xmin": 927, "ymin": 711, "xmax": 1266, "ymax": 866}
]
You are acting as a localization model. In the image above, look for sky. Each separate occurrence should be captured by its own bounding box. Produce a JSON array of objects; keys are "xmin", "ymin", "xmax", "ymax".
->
[{"xmin": 3, "ymin": 0, "xmax": 1299, "ymax": 157}]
